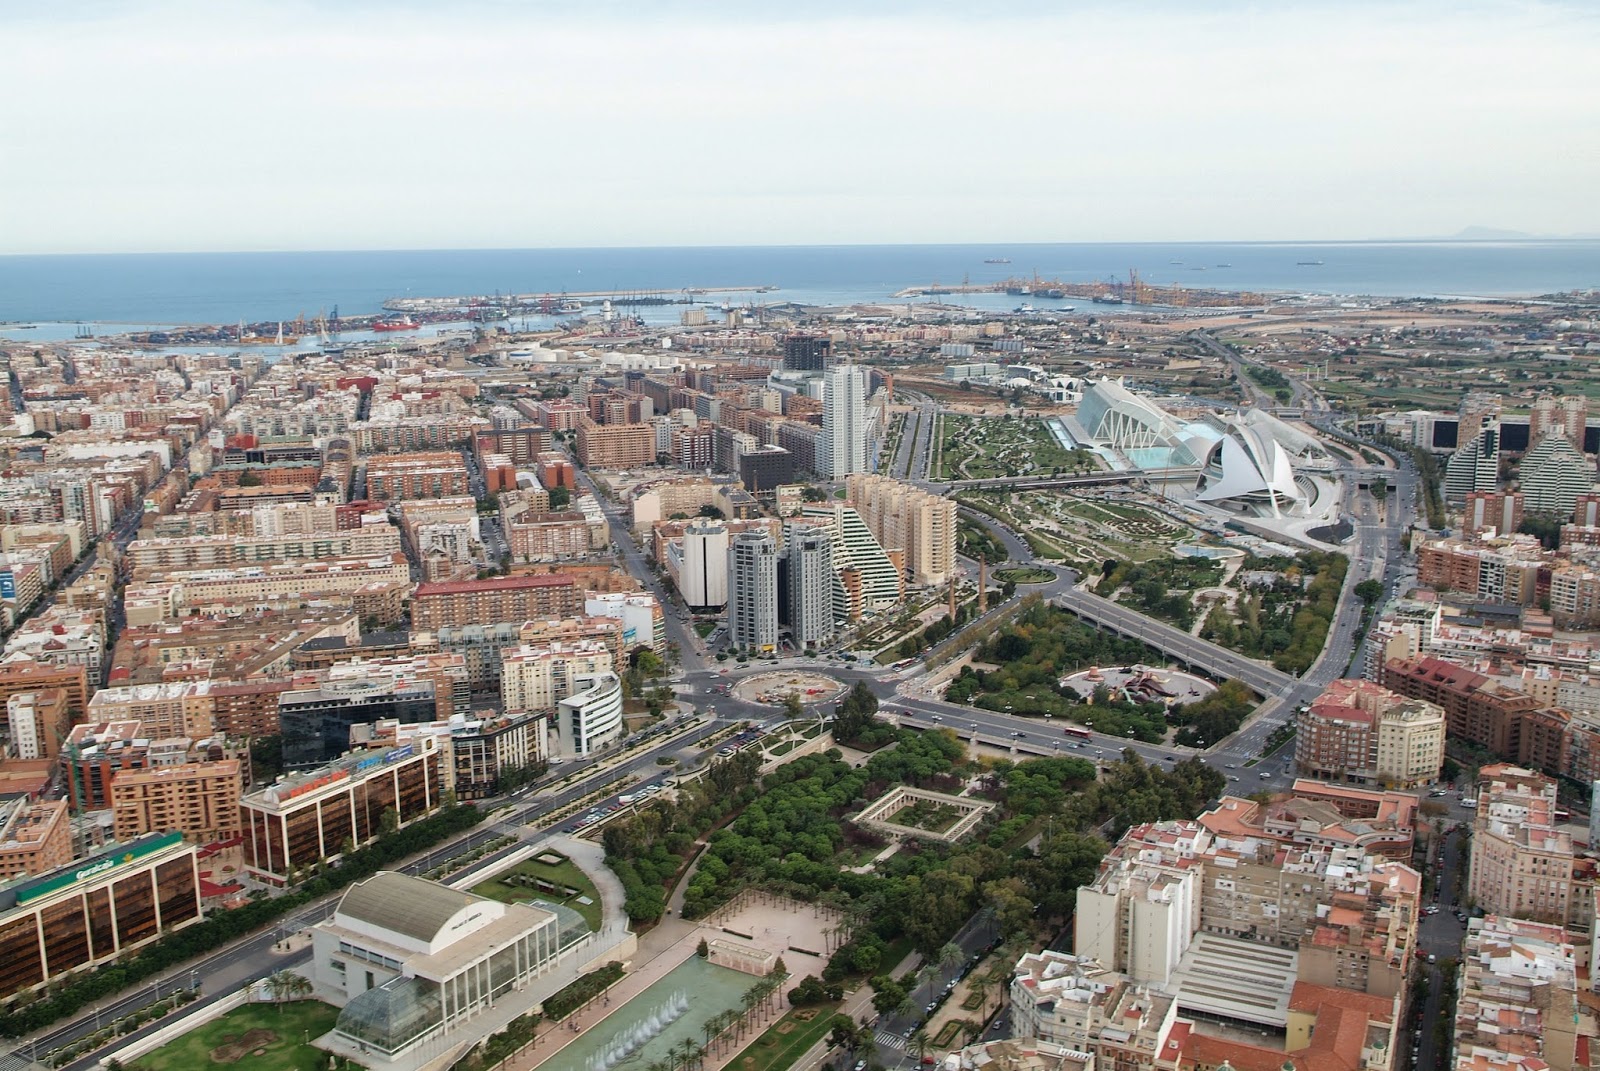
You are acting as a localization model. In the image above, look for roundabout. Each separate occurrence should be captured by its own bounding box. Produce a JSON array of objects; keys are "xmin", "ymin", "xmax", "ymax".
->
[{"xmin": 730, "ymin": 671, "xmax": 847, "ymax": 707}]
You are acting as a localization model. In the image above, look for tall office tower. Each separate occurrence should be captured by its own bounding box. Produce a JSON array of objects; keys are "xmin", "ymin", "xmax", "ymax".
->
[
  {"xmin": 1443, "ymin": 420, "xmax": 1500, "ymax": 503},
  {"xmin": 783, "ymin": 523, "xmax": 836, "ymax": 650},
  {"xmin": 783, "ymin": 333, "xmax": 831, "ymax": 372},
  {"xmin": 727, "ymin": 530, "xmax": 779, "ymax": 653},
  {"xmin": 679, "ymin": 520, "xmax": 729, "ymax": 610},
  {"xmin": 819, "ymin": 364, "xmax": 868, "ymax": 479}
]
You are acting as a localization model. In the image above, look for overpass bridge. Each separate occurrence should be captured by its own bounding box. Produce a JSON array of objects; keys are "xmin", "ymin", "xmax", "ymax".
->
[
  {"xmin": 1053, "ymin": 587, "xmax": 1296, "ymax": 698},
  {"xmin": 941, "ymin": 465, "xmax": 1200, "ymax": 493}
]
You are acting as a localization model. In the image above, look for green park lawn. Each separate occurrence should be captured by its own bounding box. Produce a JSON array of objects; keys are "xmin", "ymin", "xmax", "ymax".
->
[
  {"xmin": 472, "ymin": 856, "xmax": 603, "ymax": 931},
  {"xmin": 727, "ymin": 1003, "xmax": 840, "ymax": 1071},
  {"xmin": 130, "ymin": 1000, "xmax": 339, "ymax": 1071}
]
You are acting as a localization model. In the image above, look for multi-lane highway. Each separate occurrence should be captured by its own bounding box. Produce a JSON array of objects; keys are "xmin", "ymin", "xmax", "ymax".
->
[
  {"xmin": 31, "ymin": 719, "xmax": 727, "ymax": 1071},
  {"xmin": 29, "ymin": 364, "xmax": 1423, "ymax": 1067}
]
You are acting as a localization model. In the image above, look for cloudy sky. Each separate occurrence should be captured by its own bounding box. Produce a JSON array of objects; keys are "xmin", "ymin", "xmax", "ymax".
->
[{"xmin": 2, "ymin": 0, "xmax": 1597, "ymax": 253}]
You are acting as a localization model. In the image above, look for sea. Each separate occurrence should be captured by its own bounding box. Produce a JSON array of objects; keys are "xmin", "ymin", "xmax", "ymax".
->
[{"xmin": 1, "ymin": 241, "xmax": 1598, "ymax": 340}]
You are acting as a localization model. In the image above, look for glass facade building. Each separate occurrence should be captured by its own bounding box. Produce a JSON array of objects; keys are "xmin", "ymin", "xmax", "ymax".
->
[
  {"xmin": 241, "ymin": 740, "xmax": 442, "ymax": 885},
  {"xmin": 0, "ymin": 832, "xmax": 201, "ymax": 1001},
  {"xmin": 312, "ymin": 872, "xmax": 569, "ymax": 1059}
]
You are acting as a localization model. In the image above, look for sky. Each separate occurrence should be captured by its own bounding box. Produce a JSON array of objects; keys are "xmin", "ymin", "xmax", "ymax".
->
[{"xmin": 2, "ymin": 0, "xmax": 1598, "ymax": 254}]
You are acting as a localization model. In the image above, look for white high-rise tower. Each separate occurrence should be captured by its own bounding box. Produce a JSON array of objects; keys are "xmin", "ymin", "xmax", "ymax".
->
[
  {"xmin": 728, "ymin": 529, "xmax": 779, "ymax": 653},
  {"xmin": 820, "ymin": 364, "xmax": 868, "ymax": 479}
]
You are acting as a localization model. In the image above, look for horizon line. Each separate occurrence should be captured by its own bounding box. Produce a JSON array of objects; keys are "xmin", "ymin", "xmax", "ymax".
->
[{"xmin": 3, "ymin": 236, "xmax": 1597, "ymax": 259}]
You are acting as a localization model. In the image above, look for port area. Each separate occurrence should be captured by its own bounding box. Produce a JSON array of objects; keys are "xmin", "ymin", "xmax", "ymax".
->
[
  {"xmin": 383, "ymin": 285, "xmax": 778, "ymax": 313},
  {"xmin": 894, "ymin": 273, "xmax": 1267, "ymax": 307}
]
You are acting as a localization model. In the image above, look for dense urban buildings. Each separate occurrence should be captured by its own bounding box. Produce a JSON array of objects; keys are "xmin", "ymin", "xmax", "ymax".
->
[
  {"xmin": 410, "ymin": 574, "xmax": 584, "ymax": 630},
  {"xmin": 1294, "ymin": 679, "xmax": 1446, "ymax": 788},
  {"xmin": 1466, "ymin": 765, "xmax": 1593, "ymax": 932}
]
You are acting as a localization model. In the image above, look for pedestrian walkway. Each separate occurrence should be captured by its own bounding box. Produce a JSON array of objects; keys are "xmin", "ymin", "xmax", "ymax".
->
[{"xmin": 875, "ymin": 1030, "xmax": 906, "ymax": 1050}]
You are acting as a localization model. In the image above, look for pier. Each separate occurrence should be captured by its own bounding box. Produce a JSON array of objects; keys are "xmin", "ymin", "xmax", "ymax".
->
[
  {"xmin": 382, "ymin": 285, "xmax": 778, "ymax": 314},
  {"xmin": 894, "ymin": 274, "xmax": 1267, "ymax": 308}
]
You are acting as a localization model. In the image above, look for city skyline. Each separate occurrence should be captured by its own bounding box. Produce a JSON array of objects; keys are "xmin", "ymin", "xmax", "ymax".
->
[{"xmin": 3, "ymin": 0, "xmax": 1597, "ymax": 254}]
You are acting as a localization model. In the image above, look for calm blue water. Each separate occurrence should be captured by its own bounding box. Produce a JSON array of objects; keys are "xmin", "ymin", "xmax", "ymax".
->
[{"xmin": 0, "ymin": 242, "xmax": 1596, "ymax": 326}]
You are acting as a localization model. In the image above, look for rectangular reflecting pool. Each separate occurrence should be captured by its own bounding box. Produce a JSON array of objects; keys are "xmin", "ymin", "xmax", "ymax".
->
[{"xmin": 542, "ymin": 955, "xmax": 755, "ymax": 1071}]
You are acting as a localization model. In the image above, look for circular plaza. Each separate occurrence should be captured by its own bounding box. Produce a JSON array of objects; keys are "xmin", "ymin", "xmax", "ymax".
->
[
  {"xmin": 731, "ymin": 671, "xmax": 847, "ymax": 707},
  {"xmin": 1057, "ymin": 663, "xmax": 1216, "ymax": 705}
]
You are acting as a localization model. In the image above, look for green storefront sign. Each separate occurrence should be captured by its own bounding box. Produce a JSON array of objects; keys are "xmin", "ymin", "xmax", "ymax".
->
[{"xmin": 15, "ymin": 831, "xmax": 183, "ymax": 905}]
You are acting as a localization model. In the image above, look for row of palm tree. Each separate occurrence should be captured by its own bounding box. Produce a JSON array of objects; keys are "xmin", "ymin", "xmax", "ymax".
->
[
  {"xmin": 642, "ymin": 967, "xmax": 792, "ymax": 1071},
  {"xmin": 643, "ymin": 1037, "xmax": 706, "ymax": 1071}
]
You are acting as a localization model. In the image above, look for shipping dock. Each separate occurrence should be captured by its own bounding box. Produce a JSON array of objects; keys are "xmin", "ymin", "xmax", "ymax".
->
[
  {"xmin": 896, "ymin": 270, "xmax": 1267, "ymax": 308},
  {"xmin": 382, "ymin": 285, "xmax": 778, "ymax": 315}
]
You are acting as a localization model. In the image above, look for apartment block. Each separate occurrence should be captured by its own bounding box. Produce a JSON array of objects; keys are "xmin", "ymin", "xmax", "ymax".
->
[
  {"xmin": 1079, "ymin": 788, "xmax": 1421, "ymax": 1000},
  {"xmin": 124, "ymin": 526, "xmax": 402, "ymax": 572},
  {"xmin": 1454, "ymin": 916, "xmax": 1586, "ymax": 1071},
  {"xmin": 499, "ymin": 640, "xmax": 613, "ymax": 714},
  {"xmin": 0, "ymin": 798, "xmax": 72, "ymax": 881},
  {"xmin": 208, "ymin": 679, "xmax": 292, "ymax": 738},
  {"xmin": 410, "ymin": 574, "xmax": 584, "ymax": 630},
  {"xmin": 1295, "ymin": 679, "xmax": 1445, "ymax": 788},
  {"xmin": 110, "ymin": 759, "xmax": 242, "ymax": 844},
  {"xmin": 506, "ymin": 511, "xmax": 591, "ymax": 562},
  {"xmin": 1417, "ymin": 537, "xmax": 1546, "ymax": 606},
  {"xmin": 86, "ymin": 681, "xmax": 218, "ymax": 741},
  {"xmin": 728, "ymin": 529, "xmax": 779, "ymax": 653},
  {"xmin": 473, "ymin": 426, "xmax": 551, "ymax": 466},
  {"xmin": 122, "ymin": 553, "xmax": 413, "ymax": 626},
  {"xmin": 584, "ymin": 591, "xmax": 664, "ymax": 652},
  {"xmin": 1467, "ymin": 764, "xmax": 1595, "ymax": 934},
  {"xmin": 575, "ymin": 417, "xmax": 655, "ymax": 469},
  {"xmin": 424, "ymin": 616, "xmax": 626, "ymax": 693},
  {"xmin": 1009, "ymin": 952, "xmax": 1179, "ymax": 1069},
  {"xmin": 351, "ymin": 711, "xmax": 546, "ymax": 800},
  {"xmin": 798, "ymin": 503, "xmax": 902, "ymax": 618},
  {"xmin": 1463, "ymin": 492, "xmax": 1524, "ymax": 539},
  {"xmin": 1548, "ymin": 565, "xmax": 1600, "ymax": 629},
  {"xmin": 1382, "ymin": 656, "xmax": 1544, "ymax": 760},
  {"xmin": 6, "ymin": 689, "xmax": 72, "ymax": 761},
  {"xmin": 61, "ymin": 718, "xmax": 239, "ymax": 812},
  {"xmin": 0, "ymin": 659, "xmax": 90, "ymax": 722},
  {"xmin": 845, "ymin": 472, "xmax": 958, "ymax": 587},
  {"xmin": 364, "ymin": 451, "xmax": 470, "ymax": 502}
]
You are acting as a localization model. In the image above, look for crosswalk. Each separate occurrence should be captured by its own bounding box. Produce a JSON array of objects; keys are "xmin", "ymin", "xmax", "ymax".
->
[{"xmin": 875, "ymin": 1031, "xmax": 906, "ymax": 1050}]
